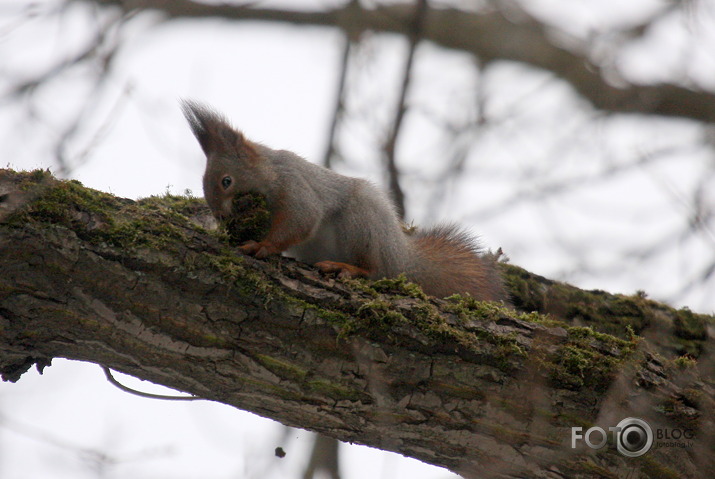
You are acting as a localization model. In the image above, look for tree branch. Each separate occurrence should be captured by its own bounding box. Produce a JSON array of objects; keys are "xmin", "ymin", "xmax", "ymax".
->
[
  {"xmin": 381, "ymin": 0, "xmax": 427, "ymax": 219},
  {"xmin": 1, "ymin": 169, "xmax": 713, "ymax": 478},
  {"xmin": 88, "ymin": 0, "xmax": 715, "ymax": 124},
  {"xmin": 321, "ymin": 34, "xmax": 351, "ymax": 170}
]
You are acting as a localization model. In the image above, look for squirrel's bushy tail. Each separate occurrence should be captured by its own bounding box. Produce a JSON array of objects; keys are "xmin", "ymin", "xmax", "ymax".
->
[{"xmin": 407, "ymin": 224, "xmax": 507, "ymax": 302}]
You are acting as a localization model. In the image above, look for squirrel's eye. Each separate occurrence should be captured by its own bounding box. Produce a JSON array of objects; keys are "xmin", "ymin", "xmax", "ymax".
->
[{"xmin": 221, "ymin": 176, "xmax": 232, "ymax": 190}]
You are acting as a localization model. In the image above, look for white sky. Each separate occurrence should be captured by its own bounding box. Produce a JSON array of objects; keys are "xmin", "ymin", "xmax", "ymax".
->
[{"xmin": 1, "ymin": 0, "xmax": 714, "ymax": 477}]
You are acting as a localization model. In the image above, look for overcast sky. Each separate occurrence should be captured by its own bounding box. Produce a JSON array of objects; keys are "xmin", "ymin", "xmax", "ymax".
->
[{"xmin": 1, "ymin": 0, "xmax": 714, "ymax": 477}]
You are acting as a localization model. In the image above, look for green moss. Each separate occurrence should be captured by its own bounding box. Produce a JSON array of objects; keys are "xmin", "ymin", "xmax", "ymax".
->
[
  {"xmin": 567, "ymin": 326, "xmax": 634, "ymax": 353},
  {"xmin": 443, "ymin": 294, "xmax": 510, "ymax": 322},
  {"xmin": 673, "ymin": 354, "xmax": 697, "ymax": 369},
  {"xmin": 4, "ymin": 173, "xmax": 280, "ymax": 310},
  {"xmin": 207, "ymin": 253, "xmax": 276, "ymax": 300},
  {"xmin": 565, "ymin": 294, "xmax": 653, "ymax": 339},
  {"xmin": 428, "ymin": 380, "xmax": 486, "ymax": 400},
  {"xmin": 105, "ymin": 217, "xmax": 186, "ymax": 249},
  {"xmin": 11, "ymin": 176, "xmax": 116, "ymax": 227},
  {"xmin": 200, "ymin": 333, "xmax": 232, "ymax": 348},
  {"xmin": 221, "ymin": 192, "xmax": 271, "ymax": 246},
  {"xmin": 304, "ymin": 378, "xmax": 365, "ymax": 401},
  {"xmin": 444, "ymin": 293, "xmax": 564, "ymax": 329},
  {"xmin": 370, "ymin": 274, "xmax": 428, "ymax": 300},
  {"xmin": 336, "ymin": 274, "xmax": 428, "ymax": 301},
  {"xmin": 501, "ymin": 264, "xmax": 655, "ymax": 339},
  {"xmin": 5, "ymin": 174, "xmax": 206, "ymax": 253},
  {"xmin": 547, "ymin": 343, "xmax": 625, "ymax": 392},
  {"xmin": 255, "ymin": 354, "xmax": 309, "ymax": 382},
  {"xmin": 254, "ymin": 354, "xmax": 366, "ymax": 402},
  {"xmin": 544, "ymin": 325, "xmax": 638, "ymax": 392},
  {"xmin": 335, "ymin": 277, "xmax": 381, "ymax": 297},
  {"xmin": 2, "ymin": 168, "xmax": 54, "ymax": 192},
  {"xmin": 289, "ymin": 299, "xmax": 351, "ymax": 329},
  {"xmin": 503, "ymin": 264, "xmax": 715, "ymax": 364},
  {"xmin": 208, "ymin": 254, "xmax": 246, "ymax": 284},
  {"xmin": 138, "ymin": 192, "xmax": 204, "ymax": 215},
  {"xmin": 500, "ymin": 263, "xmax": 554, "ymax": 313},
  {"xmin": 516, "ymin": 310, "xmax": 562, "ymax": 327},
  {"xmin": 341, "ymin": 300, "xmax": 409, "ymax": 338},
  {"xmin": 236, "ymin": 375, "xmax": 306, "ymax": 402},
  {"xmin": 336, "ymin": 293, "xmax": 529, "ymax": 372},
  {"xmin": 656, "ymin": 306, "xmax": 712, "ymax": 357},
  {"xmin": 673, "ymin": 307, "xmax": 707, "ymax": 340}
]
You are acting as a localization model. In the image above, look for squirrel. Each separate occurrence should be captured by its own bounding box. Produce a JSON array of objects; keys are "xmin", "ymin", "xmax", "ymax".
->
[{"xmin": 181, "ymin": 100, "xmax": 507, "ymax": 302}]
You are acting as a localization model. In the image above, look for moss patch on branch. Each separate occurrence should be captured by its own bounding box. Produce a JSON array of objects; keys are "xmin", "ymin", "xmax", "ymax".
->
[
  {"xmin": 4, "ymin": 170, "xmax": 198, "ymax": 252},
  {"xmin": 501, "ymin": 263, "xmax": 713, "ymax": 360}
]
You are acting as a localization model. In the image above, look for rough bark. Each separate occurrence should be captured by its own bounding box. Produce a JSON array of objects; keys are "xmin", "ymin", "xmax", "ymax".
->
[
  {"xmin": 88, "ymin": 0, "xmax": 715, "ymax": 124},
  {"xmin": 0, "ymin": 169, "xmax": 714, "ymax": 478}
]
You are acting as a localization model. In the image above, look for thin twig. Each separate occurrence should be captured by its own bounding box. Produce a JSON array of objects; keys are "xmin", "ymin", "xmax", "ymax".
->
[
  {"xmin": 322, "ymin": 34, "xmax": 352, "ymax": 169},
  {"xmin": 102, "ymin": 366, "xmax": 203, "ymax": 401},
  {"xmin": 383, "ymin": 0, "xmax": 428, "ymax": 219}
]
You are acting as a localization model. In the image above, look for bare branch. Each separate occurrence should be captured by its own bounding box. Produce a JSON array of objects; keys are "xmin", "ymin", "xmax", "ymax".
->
[
  {"xmin": 85, "ymin": 0, "xmax": 715, "ymax": 124},
  {"xmin": 322, "ymin": 35, "xmax": 352, "ymax": 170},
  {"xmin": 382, "ymin": 0, "xmax": 428, "ymax": 219}
]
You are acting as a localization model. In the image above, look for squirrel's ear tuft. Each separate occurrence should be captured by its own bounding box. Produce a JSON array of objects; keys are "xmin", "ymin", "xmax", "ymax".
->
[{"xmin": 180, "ymin": 99, "xmax": 244, "ymax": 157}]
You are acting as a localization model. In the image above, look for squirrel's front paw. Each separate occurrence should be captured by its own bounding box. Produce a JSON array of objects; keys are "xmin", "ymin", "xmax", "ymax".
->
[{"xmin": 239, "ymin": 240, "xmax": 282, "ymax": 259}]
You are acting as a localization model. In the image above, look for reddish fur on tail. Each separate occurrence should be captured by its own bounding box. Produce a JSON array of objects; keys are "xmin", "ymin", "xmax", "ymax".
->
[{"xmin": 409, "ymin": 225, "xmax": 506, "ymax": 302}]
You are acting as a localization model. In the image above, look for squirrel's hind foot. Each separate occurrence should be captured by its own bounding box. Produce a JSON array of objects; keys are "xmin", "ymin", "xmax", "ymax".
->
[
  {"xmin": 239, "ymin": 240, "xmax": 282, "ymax": 259},
  {"xmin": 315, "ymin": 261, "xmax": 369, "ymax": 279}
]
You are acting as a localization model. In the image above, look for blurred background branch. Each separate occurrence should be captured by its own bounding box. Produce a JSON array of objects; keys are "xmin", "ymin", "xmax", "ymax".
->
[{"xmin": 82, "ymin": 0, "xmax": 715, "ymax": 122}]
